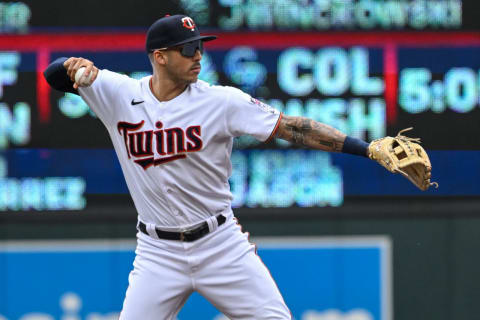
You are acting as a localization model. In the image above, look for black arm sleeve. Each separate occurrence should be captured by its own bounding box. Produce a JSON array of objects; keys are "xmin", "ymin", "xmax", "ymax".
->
[{"xmin": 43, "ymin": 57, "xmax": 78, "ymax": 95}]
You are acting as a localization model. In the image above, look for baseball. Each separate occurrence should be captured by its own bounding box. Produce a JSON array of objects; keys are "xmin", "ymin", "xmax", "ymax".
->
[{"xmin": 74, "ymin": 67, "xmax": 94, "ymax": 86}]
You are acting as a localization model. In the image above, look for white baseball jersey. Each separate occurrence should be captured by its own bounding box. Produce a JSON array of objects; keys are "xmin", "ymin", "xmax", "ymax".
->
[{"xmin": 79, "ymin": 70, "xmax": 281, "ymax": 229}]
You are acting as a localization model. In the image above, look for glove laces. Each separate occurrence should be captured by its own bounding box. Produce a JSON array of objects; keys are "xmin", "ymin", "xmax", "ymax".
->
[
  {"xmin": 396, "ymin": 127, "xmax": 421, "ymax": 143},
  {"xmin": 396, "ymin": 127, "xmax": 439, "ymax": 189}
]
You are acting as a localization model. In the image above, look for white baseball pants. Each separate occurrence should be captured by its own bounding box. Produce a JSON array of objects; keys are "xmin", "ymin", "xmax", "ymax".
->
[{"xmin": 119, "ymin": 214, "xmax": 291, "ymax": 320}]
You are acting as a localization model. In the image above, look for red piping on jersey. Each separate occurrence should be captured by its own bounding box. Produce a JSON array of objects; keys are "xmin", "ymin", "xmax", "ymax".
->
[{"xmin": 265, "ymin": 112, "xmax": 283, "ymax": 144}]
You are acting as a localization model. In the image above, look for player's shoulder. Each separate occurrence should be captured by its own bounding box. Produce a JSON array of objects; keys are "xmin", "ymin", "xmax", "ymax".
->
[
  {"xmin": 97, "ymin": 69, "xmax": 128, "ymax": 80},
  {"xmin": 190, "ymin": 80, "xmax": 247, "ymax": 99},
  {"xmin": 96, "ymin": 69, "xmax": 146, "ymax": 93}
]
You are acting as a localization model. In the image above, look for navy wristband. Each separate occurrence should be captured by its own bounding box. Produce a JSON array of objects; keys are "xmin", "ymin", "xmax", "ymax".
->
[
  {"xmin": 43, "ymin": 57, "xmax": 78, "ymax": 95},
  {"xmin": 341, "ymin": 136, "xmax": 369, "ymax": 157}
]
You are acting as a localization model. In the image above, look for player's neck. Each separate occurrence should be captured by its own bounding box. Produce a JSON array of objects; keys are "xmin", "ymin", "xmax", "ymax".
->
[{"xmin": 150, "ymin": 75, "xmax": 188, "ymax": 102}]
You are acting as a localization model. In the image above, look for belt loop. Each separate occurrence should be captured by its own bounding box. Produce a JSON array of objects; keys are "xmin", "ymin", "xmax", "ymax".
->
[
  {"xmin": 146, "ymin": 223, "xmax": 160, "ymax": 240},
  {"xmin": 206, "ymin": 215, "xmax": 219, "ymax": 233}
]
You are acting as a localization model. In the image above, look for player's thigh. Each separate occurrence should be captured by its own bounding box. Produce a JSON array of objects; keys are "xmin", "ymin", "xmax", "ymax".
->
[
  {"xmin": 120, "ymin": 270, "xmax": 192, "ymax": 320},
  {"xmin": 196, "ymin": 228, "xmax": 291, "ymax": 319},
  {"xmin": 120, "ymin": 235, "xmax": 193, "ymax": 320}
]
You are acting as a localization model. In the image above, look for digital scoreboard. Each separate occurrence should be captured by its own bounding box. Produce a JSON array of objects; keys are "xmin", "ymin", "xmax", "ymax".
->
[
  {"xmin": 0, "ymin": 0, "xmax": 479, "ymax": 214},
  {"xmin": 4, "ymin": 0, "xmax": 478, "ymax": 32}
]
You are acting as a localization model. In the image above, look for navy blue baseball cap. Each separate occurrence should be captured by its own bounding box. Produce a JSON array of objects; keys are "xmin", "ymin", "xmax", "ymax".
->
[{"xmin": 146, "ymin": 15, "xmax": 217, "ymax": 52}]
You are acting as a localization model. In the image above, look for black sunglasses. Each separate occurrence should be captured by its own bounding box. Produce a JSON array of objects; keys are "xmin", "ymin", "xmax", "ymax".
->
[{"xmin": 152, "ymin": 40, "xmax": 203, "ymax": 58}]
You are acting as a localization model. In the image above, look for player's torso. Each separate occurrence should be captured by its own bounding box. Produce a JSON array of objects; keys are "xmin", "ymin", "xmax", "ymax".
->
[{"xmin": 105, "ymin": 77, "xmax": 234, "ymax": 227}]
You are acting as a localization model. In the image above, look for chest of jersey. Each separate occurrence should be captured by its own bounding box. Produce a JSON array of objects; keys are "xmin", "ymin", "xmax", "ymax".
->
[
  {"xmin": 117, "ymin": 119, "xmax": 202, "ymax": 170},
  {"xmin": 112, "ymin": 92, "xmax": 226, "ymax": 171}
]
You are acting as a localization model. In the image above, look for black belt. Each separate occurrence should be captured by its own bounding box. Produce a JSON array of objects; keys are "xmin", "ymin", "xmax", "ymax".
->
[{"xmin": 138, "ymin": 215, "xmax": 226, "ymax": 242}]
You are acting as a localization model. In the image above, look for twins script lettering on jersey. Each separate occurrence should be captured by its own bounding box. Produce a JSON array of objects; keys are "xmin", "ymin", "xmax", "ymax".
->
[{"xmin": 117, "ymin": 120, "xmax": 203, "ymax": 170}]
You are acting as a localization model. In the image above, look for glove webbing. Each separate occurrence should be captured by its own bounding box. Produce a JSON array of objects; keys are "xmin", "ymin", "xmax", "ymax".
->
[{"xmin": 394, "ymin": 128, "xmax": 439, "ymax": 189}]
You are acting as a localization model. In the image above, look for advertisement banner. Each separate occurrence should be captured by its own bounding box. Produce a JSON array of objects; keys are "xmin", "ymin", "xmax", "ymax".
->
[{"xmin": 0, "ymin": 236, "xmax": 392, "ymax": 320}]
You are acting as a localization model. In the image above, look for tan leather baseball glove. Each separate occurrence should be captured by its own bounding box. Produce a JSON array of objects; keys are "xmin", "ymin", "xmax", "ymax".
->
[{"xmin": 368, "ymin": 128, "xmax": 438, "ymax": 191}]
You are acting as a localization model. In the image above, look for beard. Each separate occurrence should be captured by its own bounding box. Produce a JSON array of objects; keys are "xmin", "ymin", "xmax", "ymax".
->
[{"xmin": 165, "ymin": 63, "xmax": 197, "ymax": 85}]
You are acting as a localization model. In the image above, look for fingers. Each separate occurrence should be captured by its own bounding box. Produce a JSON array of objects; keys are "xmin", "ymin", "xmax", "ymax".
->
[
  {"xmin": 63, "ymin": 57, "xmax": 96, "ymax": 85},
  {"xmin": 71, "ymin": 58, "xmax": 86, "ymax": 81},
  {"xmin": 64, "ymin": 57, "xmax": 78, "ymax": 81},
  {"xmin": 76, "ymin": 66, "xmax": 98, "ymax": 88},
  {"xmin": 83, "ymin": 63, "xmax": 93, "ymax": 80},
  {"xmin": 85, "ymin": 66, "xmax": 99, "ymax": 85},
  {"xmin": 91, "ymin": 67, "xmax": 99, "ymax": 82}
]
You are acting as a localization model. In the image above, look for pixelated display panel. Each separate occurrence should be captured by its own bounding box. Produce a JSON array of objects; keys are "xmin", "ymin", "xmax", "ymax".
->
[{"xmin": 1, "ymin": 32, "xmax": 479, "ymax": 212}]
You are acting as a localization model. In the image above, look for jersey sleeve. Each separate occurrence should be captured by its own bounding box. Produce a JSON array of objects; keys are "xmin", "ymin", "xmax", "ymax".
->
[
  {"xmin": 224, "ymin": 87, "xmax": 282, "ymax": 142},
  {"xmin": 78, "ymin": 69, "xmax": 130, "ymax": 126}
]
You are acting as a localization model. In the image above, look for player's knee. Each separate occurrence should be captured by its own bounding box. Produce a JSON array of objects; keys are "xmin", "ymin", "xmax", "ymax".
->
[{"xmin": 253, "ymin": 299, "xmax": 292, "ymax": 320}]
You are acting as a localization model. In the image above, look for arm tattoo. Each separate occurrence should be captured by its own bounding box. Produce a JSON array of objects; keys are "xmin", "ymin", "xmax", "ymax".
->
[{"xmin": 275, "ymin": 115, "xmax": 346, "ymax": 152}]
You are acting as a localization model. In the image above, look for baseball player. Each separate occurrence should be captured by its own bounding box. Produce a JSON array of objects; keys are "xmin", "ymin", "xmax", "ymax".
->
[{"xmin": 43, "ymin": 14, "xmax": 433, "ymax": 320}]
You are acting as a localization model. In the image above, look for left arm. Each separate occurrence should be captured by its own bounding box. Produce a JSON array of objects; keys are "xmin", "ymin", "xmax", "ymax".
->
[
  {"xmin": 274, "ymin": 114, "xmax": 437, "ymax": 190},
  {"xmin": 274, "ymin": 114, "xmax": 368, "ymax": 156},
  {"xmin": 275, "ymin": 114, "xmax": 346, "ymax": 152}
]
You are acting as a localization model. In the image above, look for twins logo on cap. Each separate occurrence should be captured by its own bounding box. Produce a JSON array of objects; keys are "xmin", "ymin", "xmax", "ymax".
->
[{"xmin": 182, "ymin": 17, "xmax": 196, "ymax": 31}]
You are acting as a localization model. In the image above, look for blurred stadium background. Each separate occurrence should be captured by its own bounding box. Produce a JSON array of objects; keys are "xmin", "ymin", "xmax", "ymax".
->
[{"xmin": 0, "ymin": 0, "xmax": 479, "ymax": 319}]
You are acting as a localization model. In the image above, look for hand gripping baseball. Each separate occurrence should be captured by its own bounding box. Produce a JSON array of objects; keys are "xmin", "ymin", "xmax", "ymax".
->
[
  {"xmin": 63, "ymin": 57, "xmax": 99, "ymax": 89},
  {"xmin": 367, "ymin": 128, "xmax": 439, "ymax": 191}
]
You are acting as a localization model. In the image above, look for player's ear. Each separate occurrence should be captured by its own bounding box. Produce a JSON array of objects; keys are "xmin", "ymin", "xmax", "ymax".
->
[{"xmin": 153, "ymin": 50, "xmax": 168, "ymax": 66}]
